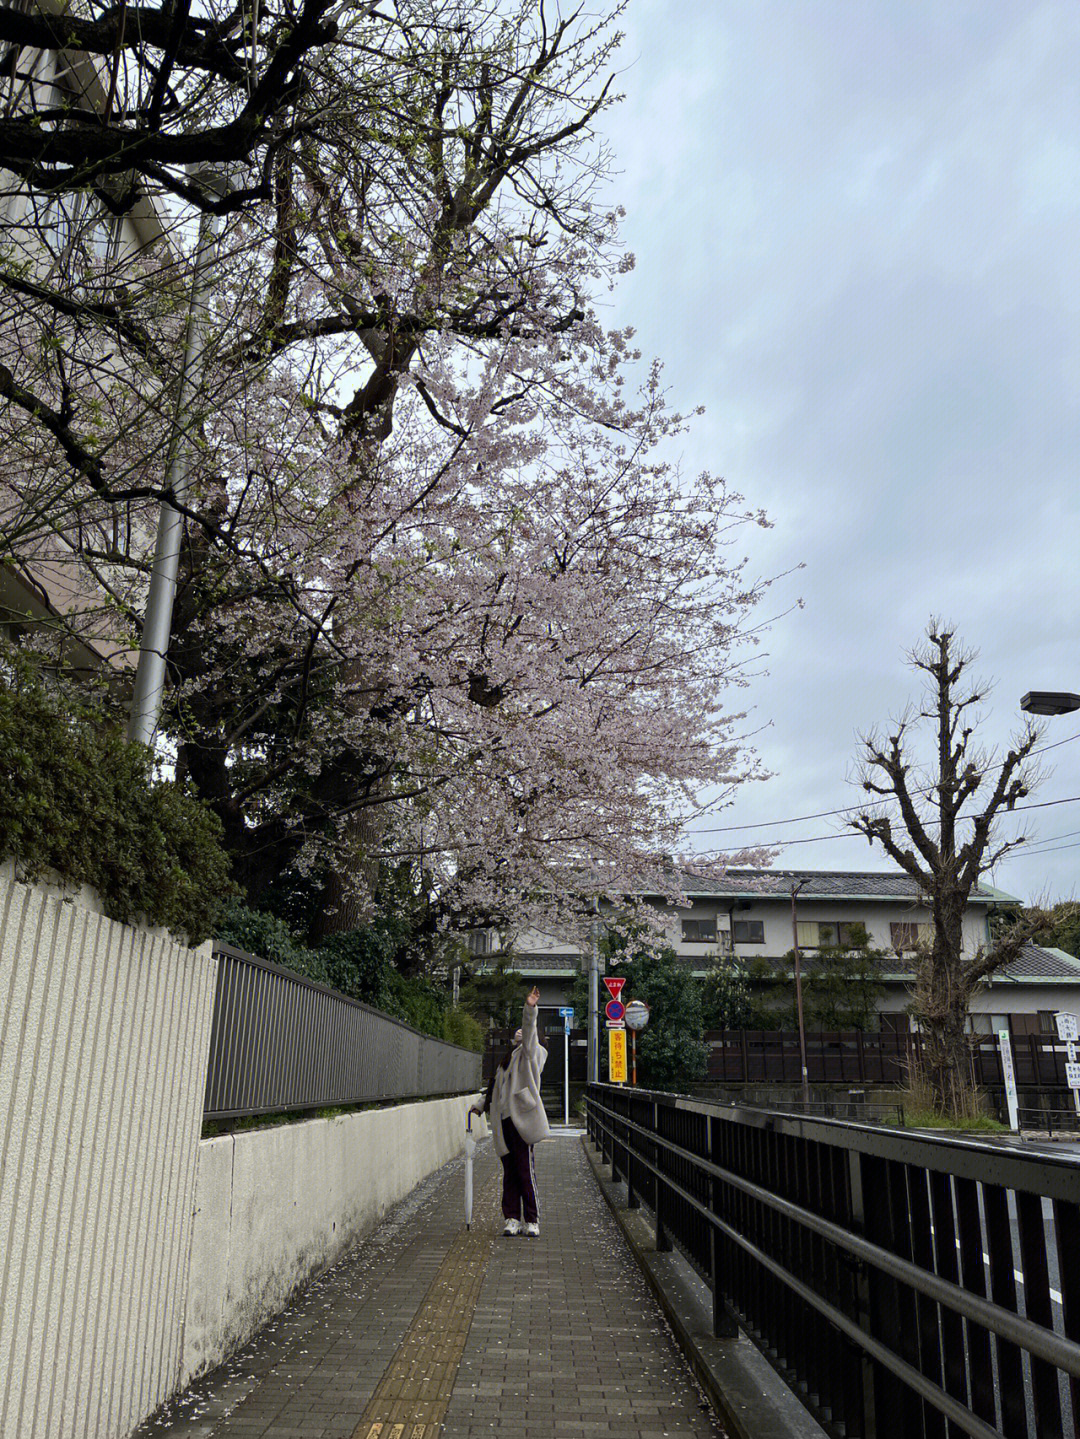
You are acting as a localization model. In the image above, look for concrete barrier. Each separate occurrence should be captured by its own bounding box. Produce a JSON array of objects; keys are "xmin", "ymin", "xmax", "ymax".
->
[{"xmin": 180, "ymin": 1095, "xmax": 480, "ymax": 1383}]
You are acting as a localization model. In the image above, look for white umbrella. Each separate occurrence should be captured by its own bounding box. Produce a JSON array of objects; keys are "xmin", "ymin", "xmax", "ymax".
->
[{"xmin": 464, "ymin": 1109, "xmax": 478, "ymax": 1229}]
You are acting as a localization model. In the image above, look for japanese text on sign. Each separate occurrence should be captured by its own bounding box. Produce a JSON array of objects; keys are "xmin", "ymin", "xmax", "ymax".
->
[{"xmin": 609, "ymin": 1027, "xmax": 627, "ymax": 1083}]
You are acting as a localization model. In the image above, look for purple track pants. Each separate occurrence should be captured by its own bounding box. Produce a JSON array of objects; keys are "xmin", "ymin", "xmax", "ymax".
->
[{"xmin": 500, "ymin": 1118, "xmax": 539, "ymax": 1223}]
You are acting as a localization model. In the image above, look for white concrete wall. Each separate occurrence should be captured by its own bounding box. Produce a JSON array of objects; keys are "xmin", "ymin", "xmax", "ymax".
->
[
  {"xmin": 0, "ymin": 870, "xmax": 483, "ymax": 1437},
  {"xmin": 0, "ymin": 869, "xmax": 217, "ymax": 1439},
  {"xmin": 181, "ymin": 1095, "xmax": 480, "ymax": 1383}
]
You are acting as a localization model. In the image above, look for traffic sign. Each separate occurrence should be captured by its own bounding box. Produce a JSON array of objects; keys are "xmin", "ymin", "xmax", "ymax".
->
[
  {"xmin": 609, "ymin": 1028, "xmax": 627, "ymax": 1083},
  {"xmin": 558, "ymin": 1006, "xmax": 575, "ymax": 1020},
  {"xmin": 605, "ymin": 998, "xmax": 625, "ymax": 1023},
  {"xmin": 605, "ymin": 1019, "xmax": 625, "ymax": 1029},
  {"xmin": 603, "ymin": 976, "xmax": 626, "ymax": 1002},
  {"xmin": 624, "ymin": 1000, "xmax": 650, "ymax": 1031}
]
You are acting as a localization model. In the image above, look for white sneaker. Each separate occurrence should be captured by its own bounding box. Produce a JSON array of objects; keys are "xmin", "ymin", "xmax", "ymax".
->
[
  {"xmin": 523, "ymin": 1221, "xmax": 540, "ymax": 1238},
  {"xmin": 502, "ymin": 1218, "xmax": 521, "ymax": 1236}
]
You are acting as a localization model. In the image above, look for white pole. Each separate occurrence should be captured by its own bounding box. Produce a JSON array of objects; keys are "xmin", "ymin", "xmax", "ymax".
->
[
  {"xmin": 564, "ymin": 1021, "xmax": 570, "ymax": 1126},
  {"xmin": 128, "ymin": 187, "xmax": 225, "ymax": 746}
]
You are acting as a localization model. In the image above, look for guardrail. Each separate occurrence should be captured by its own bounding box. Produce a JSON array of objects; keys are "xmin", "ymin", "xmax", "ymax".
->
[
  {"xmin": 204, "ymin": 943, "xmax": 482, "ymax": 1118},
  {"xmin": 587, "ymin": 1083, "xmax": 1080, "ymax": 1439},
  {"xmin": 1018, "ymin": 1107, "xmax": 1080, "ymax": 1137}
]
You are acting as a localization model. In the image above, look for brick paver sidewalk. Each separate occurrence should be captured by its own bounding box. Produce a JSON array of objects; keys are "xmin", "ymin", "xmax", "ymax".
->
[{"xmin": 140, "ymin": 1132, "xmax": 723, "ymax": 1439}]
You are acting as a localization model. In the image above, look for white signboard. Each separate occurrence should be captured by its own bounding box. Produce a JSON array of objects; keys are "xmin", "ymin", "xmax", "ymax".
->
[
  {"xmin": 1066, "ymin": 1062, "xmax": 1080, "ymax": 1091},
  {"xmin": 998, "ymin": 1030, "xmax": 1020, "ymax": 1129},
  {"xmin": 1056, "ymin": 1012, "xmax": 1080, "ymax": 1043}
]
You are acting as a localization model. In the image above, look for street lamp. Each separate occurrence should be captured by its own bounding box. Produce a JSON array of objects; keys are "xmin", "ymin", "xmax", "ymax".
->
[{"xmin": 1020, "ymin": 692, "xmax": 1080, "ymax": 717}]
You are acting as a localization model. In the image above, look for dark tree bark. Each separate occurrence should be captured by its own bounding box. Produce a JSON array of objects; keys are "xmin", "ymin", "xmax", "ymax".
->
[{"xmin": 851, "ymin": 624, "xmax": 1042, "ymax": 1119}]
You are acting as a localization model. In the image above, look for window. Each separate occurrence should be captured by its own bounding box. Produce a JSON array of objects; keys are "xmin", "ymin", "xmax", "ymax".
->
[
  {"xmin": 1039, "ymin": 1010, "xmax": 1058, "ymax": 1033},
  {"xmin": 890, "ymin": 922, "xmax": 934, "ymax": 951},
  {"xmin": 681, "ymin": 918, "xmax": 717, "ymax": 943},
  {"xmin": 732, "ymin": 919, "xmax": 764, "ymax": 944}
]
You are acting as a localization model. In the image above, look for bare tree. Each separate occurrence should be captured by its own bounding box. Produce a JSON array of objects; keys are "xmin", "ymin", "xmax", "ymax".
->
[{"xmin": 851, "ymin": 624, "xmax": 1042, "ymax": 1119}]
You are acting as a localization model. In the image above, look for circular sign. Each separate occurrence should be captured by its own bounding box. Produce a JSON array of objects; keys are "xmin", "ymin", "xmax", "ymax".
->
[
  {"xmin": 604, "ymin": 999, "xmax": 625, "ymax": 1022},
  {"xmin": 624, "ymin": 999, "xmax": 650, "ymax": 1030}
]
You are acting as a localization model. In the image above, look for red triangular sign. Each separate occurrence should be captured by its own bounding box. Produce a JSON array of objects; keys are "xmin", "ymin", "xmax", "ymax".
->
[{"xmin": 603, "ymin": 976, "xmax": 626, "ymax": 1001}]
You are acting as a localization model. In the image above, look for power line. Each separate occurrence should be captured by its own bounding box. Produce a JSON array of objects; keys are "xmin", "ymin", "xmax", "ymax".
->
[
  {"xmin": 684, "ymin": 729, "xmax": 1080, "ymax": 838},
  {"xmin": 688, "ymin": 791, "xmax": 1080, "ymax": 854}
]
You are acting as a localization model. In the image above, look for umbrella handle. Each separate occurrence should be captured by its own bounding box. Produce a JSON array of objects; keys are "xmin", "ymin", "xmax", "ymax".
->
[{"xmin": 466, "ymin": 1111, "xmax": 473, "ymax": 1133}]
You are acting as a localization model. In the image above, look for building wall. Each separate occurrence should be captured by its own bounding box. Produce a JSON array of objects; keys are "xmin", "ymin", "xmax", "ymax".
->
[
  {"xmin": 665, "ymin": 895, "xmax": 990, "ymax": 964},
  {"xmin": 0, "ymin": 868, "xmax": 217, "ymax": 1439}
]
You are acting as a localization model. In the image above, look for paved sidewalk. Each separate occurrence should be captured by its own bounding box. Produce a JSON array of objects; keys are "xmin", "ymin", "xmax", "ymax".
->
[{"xmin": 140, "ymin": 1132, "xmax": 724, "ymax": 1439}]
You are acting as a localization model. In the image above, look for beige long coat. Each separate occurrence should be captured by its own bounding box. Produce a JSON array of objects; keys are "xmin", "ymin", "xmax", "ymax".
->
[{"xmin": 487, "ymin": 1000, "xmax": 550, "ymax": 1155}]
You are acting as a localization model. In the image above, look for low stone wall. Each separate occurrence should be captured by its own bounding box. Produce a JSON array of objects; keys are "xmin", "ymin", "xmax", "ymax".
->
[{"xmin": 181, "ymin": 1095, "xmax": 483, "ymax": 1383}]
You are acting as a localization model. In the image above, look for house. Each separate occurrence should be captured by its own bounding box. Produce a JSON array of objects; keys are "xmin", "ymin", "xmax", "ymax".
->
[{"xmin": 472, "ymin": 868, "xmax": 1080, "ymax": 1037}]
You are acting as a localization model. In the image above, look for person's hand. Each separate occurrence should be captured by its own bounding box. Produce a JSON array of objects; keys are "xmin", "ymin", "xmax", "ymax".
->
[{"xmin": 526, "ymin": 986, "xmax": 540, "ymax": 1007}]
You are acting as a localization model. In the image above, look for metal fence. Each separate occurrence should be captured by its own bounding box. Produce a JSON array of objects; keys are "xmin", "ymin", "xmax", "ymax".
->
[
  {"xmin": 204, "ymin": 943, "xmax": 482, "ymax": 1119},
  {"xmin": 706, "ymin": 1028, "xmax": 1076, "ymax": 1089},
  {"xmin": 587, "ymin": 1083, "xmax": 1080, "ymax": 1439}
]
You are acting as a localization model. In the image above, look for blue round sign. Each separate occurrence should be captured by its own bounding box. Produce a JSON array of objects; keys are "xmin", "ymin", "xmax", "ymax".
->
[{"xmin": 605, "ymin": 999, "xmax": 625, "ymax": 1022}]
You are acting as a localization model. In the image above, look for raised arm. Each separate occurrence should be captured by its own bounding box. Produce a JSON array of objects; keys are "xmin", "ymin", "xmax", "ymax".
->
[{"xmin": 521, "ymin": 986, "xmax": 543, "ymax": 1058}]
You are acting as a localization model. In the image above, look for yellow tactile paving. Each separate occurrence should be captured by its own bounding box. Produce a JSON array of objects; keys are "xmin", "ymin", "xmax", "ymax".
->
[{"xmin": 351, "ymin": 1178, "xmax": 499, "ymax": 1439}]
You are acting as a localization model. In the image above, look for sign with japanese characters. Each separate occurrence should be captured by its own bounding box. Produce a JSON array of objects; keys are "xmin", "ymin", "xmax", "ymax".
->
[{"xmin": 609, "ymin": 1027, "xmax": 627, "ymax": 1083}]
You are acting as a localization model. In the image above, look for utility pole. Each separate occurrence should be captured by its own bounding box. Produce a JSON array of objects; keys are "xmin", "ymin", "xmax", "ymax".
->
[
  {"xmin": 128, "ymin": 175, "xmax": 226, "ymax": 745},
  {"xmin": 790, "ymin": 880, "xmax": 811, "ymax": 1107}
]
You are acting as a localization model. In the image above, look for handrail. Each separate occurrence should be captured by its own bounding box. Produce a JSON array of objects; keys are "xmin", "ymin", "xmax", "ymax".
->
[
  {"xmin": 588, "ymin": 1101, "xmax": 1080, "ymax": 1378},
  {"xmin": 587, "ymin": 1083, "xmax": 1080, "ymax": 1439}
]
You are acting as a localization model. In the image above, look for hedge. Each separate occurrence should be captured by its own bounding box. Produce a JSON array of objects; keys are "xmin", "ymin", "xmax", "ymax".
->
[{"xmin": 0, "ymin": 651, "xmax": 233, "ymax": 942}]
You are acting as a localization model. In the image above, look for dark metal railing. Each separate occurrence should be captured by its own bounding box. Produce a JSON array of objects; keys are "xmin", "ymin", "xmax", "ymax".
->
[
  {"xmin": 587, "ymin": 1083, "xmax": 1080, "ymax": 1439},
  {"xmin": 204, "ymin": 943, "xmax": 482, "ymax": 1118},
  {"xmin": 707, "ymin": 1028, "xmax": 1077, "ymax": 1090}
]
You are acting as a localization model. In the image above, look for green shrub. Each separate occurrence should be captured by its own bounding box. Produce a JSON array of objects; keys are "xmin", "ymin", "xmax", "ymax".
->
[
  {"xmin": 443, "ymin": 1005, "xmax": 485, "ymax": 1052},
  {"xmin": 0, "ymin": 652, "xmax": 232, "ymax": 941},
  {"xmin": 216, "ymin": 901, "xmax": 326, "ymax": 978}
]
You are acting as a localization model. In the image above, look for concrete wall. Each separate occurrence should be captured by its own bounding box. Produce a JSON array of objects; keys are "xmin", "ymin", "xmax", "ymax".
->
[
  {"xmin": 1, "ymin": 868, "xmax": 482, "ymax": 1438},
  {"xmin": 0, "ymin": 868, "xmax": 217, "ymax": 1439},
  {"xmin": 181, "ymin": 1096, "xmax": 480, "ymax": 1383}
]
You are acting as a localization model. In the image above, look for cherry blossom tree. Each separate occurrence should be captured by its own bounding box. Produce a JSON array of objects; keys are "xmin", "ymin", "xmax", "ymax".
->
[{"xmin": 2, "ymin": 0, "xmax": 776, "ymax": 942}]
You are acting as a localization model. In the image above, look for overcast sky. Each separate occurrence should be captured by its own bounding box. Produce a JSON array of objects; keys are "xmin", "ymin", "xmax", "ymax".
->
[{"xmin": 596, "ymin": 1, "xmax": 1080, "ymax": 904}]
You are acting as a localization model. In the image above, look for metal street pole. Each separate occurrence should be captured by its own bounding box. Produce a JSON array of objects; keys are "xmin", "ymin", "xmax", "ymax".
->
[
  {"xmin": 588, "ymin": 900, "xmax": 600, "ymax": 1084},
  {"xmin": 790, "ymin": 880, "xmax": 810, "ymax": 1107},
  {"xmin": 564, "ymin": 1019, "xmax": 570, "ymax": 1126},
  {"xmin": 128, "ymin": 185, "xmax": 225, "ymax": 746}
]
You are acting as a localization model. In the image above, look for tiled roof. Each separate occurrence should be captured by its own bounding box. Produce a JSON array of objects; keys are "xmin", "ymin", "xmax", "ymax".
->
[
  {"xmin": 675, "ymin": 868, "xmax": 1016, "ymax": 904},
  {"xmin": 993, "ymin": 945, "xmax": 1080, "ymax": 983},
  {"xmin": 753, "ymin": 943, "xmax": 1080, "ymax": 985},
  {"xmin": 497, "ymin": 952, "xmax": 581, "ymax": 972}
]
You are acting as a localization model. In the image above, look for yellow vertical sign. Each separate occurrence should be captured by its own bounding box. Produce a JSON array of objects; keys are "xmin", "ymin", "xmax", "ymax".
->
[{"xmin": 609, "ymin": 1027, "xmax": 627, "ymax": 1083}]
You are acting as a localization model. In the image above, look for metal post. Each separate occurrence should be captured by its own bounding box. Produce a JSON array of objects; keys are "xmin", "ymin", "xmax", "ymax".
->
[
  {"xmin": 128, "ymin": 185, "xmax": 225, "ymax": 746},
  {"xmin": 790, "ymin": 881, "xmax": 810, "ymax": 1107},
  {"xmin": 589, "ymin": 900, "xmax": 600, "ymax": 1084},
  {"xmin": 564, "ymin": 1020, "xmax": 570, "ymax": 1126}
]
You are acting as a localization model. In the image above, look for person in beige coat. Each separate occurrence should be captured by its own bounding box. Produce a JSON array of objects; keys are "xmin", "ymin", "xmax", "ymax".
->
[{"xmin": 472, "ymin": 987, "xmax": 550, "ymax": 1236}]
